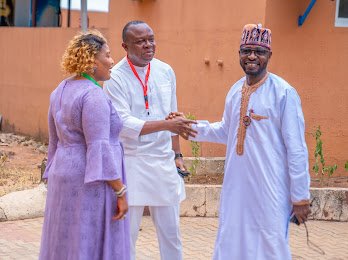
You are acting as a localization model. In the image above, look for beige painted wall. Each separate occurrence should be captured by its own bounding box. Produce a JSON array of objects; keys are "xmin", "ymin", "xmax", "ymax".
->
[
  {"xmin": 264, "ymin": 0, "xmax": 348, "ymax": 177},
  {"xmin": 0, "ymin": 28, "xmax": 108, "ymax": 138},
  {"xmin": 107, "ymin": 0, "xmax": 267, "ymax": 158},
  {"xmin": 0, "ymin": 0, "xmax": 346, "ymax": 176},
  {"xmin": 107, "ymin": 0, "xmax": 347, "ymax": 176}
]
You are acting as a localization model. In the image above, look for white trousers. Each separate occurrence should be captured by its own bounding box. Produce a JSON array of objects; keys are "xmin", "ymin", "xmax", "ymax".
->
[{"xmin": 129, "ymin": 205, "xmax": 183, "ymax": 260}]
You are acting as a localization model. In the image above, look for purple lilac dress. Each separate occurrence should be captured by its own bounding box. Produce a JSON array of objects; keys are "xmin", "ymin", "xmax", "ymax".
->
[{"xmin": 39, "ymin": 78, "xmax": 130, "ymax": 260}]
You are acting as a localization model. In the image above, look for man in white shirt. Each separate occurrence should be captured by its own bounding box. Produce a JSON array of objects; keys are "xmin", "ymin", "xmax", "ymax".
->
[
  {"xmin": 170, "ymin": 23, "xmax": 311, "ymax": 260},
  {"xmin": 104, "ymin": 20, "xmax": 196, "ymax": 260}
]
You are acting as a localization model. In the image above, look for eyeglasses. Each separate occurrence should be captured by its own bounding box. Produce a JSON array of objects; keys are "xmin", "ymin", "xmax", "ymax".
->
[{"xmin": 240, "ymin": 47, "xmax": 269, "ymax": 56}]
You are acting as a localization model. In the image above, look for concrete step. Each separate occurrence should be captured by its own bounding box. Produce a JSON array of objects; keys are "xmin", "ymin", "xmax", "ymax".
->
[
  {"xmin": 181, "ymin": 185, "xmax": 348, "ymax": 222},
  {"xmin": 184, "ymin": 157, "xmax": 225, "ymax": 175},
  {"xmin": 1, "ymin": 183, "xmax": 347, "ymax": 222}
]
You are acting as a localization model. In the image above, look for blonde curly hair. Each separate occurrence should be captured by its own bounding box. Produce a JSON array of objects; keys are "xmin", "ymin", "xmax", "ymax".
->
[{"xmin": 61, "ymin": 30, "xmax": 107, "ymax": 75}]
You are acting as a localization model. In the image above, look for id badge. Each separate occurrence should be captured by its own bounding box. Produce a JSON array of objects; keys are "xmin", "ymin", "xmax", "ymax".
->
[{"xmin": 139, "ymin": 112, "xmax": 160, "ymax": 143}]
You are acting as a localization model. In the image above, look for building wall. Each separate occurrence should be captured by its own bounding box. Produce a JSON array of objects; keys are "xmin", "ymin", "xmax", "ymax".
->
[
  {"xmin": 264, "ymin": 0, "xmax": 348, "ymax": 177},
  {"xmin": 0, "ymin": 28, "xmax": 108, "ymax": 139},
  {"xmin": 108, "ymin": 0, "xmax": 268, "ymax": 158},
  {"xmin": 108, "ymin": 0, "xmax": 347, "ymax": 176},
  {"xmin": 0, "ymin": 0, "xmax": 346, "ymax": 176}
]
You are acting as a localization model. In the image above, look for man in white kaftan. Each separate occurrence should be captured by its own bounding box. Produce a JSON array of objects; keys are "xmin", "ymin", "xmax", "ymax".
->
[
  {"xmin": 186, "ymin": 24, "xmax": 311, "ymax": 259},
  {"xmin": 104, "ymin": 21, "xmax": 196, "ymax": 260}
]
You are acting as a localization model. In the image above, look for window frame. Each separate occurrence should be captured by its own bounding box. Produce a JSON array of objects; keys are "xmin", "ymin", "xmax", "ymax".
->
[{"xmin": 335, "ymin": 0, "xmax": 348, "ymax": 27}]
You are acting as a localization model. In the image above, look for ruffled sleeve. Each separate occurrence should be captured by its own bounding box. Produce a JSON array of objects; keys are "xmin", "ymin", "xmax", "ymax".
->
[{"xmin": 82, "ymin": 88, "xmax": 123, "ymax": 184}]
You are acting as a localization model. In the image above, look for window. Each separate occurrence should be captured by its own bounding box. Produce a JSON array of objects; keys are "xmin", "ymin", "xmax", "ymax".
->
[
  {"xmin": 0, "ymin": 0, "xmax": 61, "ymax": 27},
  {"xmin": 60, "ymin": 0, "xmax": 109, "ymax": 13},
  {"xmin": 335, "ymin": 0, "xmax": 348, "ymax": 27},
  {"xmin": 60, "ymin": 0, "xmax": 109, "ymax": 28}
]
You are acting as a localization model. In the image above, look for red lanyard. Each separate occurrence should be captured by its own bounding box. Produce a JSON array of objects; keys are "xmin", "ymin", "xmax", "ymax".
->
[{"xmin": 127, "ymin": 56, "xmax": 151, "ymax": 113}]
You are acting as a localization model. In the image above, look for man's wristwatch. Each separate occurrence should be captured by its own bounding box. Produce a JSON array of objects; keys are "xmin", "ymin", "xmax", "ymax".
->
[{"xmin": 174, "ymin": 153, "xmax": 183, "ymax": 160}]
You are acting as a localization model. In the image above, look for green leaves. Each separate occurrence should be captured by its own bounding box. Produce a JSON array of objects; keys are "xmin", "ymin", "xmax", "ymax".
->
[
  {"xmin": 186, "ymin": 113, "xmax": 200, "ymax": 175},
  {"xmin": 312, "ymin": 164, "xmax": 319, "ymax": 173},
  {"xmin": 312, "ymin": 125, "xmax": 337, "ymax": 186}
]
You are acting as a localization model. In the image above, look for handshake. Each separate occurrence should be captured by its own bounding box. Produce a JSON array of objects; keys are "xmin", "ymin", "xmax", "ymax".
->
[{"xmin": 165, "ymin": 112, "xmax": 197, "ymax": 140}]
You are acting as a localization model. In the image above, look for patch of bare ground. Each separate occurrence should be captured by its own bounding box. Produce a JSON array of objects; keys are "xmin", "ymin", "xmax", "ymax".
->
[
  {"xmin": 310, "ymin": 176, "xmax": 348, "ymax": 188},
  {"xmin": 0, "ymin": 133, "xmax": 47, "ymax": 197},
  {"xmin": 1, "ymin": 132, "xmax": 347, "ymax": 197},
  {"xmin": 184, "ymin": 174, "xmax": 224, "ymax": 185},
  {"xmin": 184, "ymin": 173, "xmax": 348, "ymax": 188}
]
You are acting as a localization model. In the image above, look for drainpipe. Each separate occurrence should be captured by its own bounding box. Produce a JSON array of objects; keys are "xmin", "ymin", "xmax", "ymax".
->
[
  {"xmin": 31, "ymin": 0, "xmax": 37, "ymax": 27},
  {"xmin": 298, "ymin": 0, "xmax": 317, "ymax": 26},
  {"xmin": 67, "ymin": 0, "xmax": 71, "ymax": 27},
  {"xmin": 80, "ymin": 0, "xmax": 88, "ymax": 32}
]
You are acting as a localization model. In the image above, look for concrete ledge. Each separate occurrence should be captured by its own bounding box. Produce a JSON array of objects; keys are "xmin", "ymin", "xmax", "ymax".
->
[
  {"xmin": 181, "ymin": 185, "xmax": 222, "ymax": 217},
  {"xmin": 1, "ymin": 184, "xmax": 347, "ymax": 222},
  {"xmin": 0, "ymin": 183, "xmax": 47, "ymax": 221},
  {"xmin": 310, "ymin": 188, "xmax": 348, "ymax": 221},
  {"xmin": 180, "ymin": 185, "xmax": 348, "ymax": 221},
  {"xmin": 184, "ymin": 157, "xmax": 225, "ymax": 175},
  {"xmin": 180, "ymin": 185, "xmax": 206, "ymax": 217}
]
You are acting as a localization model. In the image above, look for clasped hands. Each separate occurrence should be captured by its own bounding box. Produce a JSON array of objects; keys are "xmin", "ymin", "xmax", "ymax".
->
[{"xmin": 165, "ymin": 112, "xmax": 197, "ymax": 140}]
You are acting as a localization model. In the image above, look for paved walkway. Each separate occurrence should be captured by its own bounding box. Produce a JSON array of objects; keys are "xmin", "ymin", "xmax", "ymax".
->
[{"xmin": 0, "ymin": 217, "xmax": 347, "ymax": 259}]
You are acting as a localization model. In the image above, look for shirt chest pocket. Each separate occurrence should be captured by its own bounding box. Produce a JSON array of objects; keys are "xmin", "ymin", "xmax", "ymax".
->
[
  {"xmin": 247, "ymin": 106, "xmax": 271, "ymax": 143},
  {"xmin": 157, "ymin": 84, "xmax": 172, "ymax": 114}
]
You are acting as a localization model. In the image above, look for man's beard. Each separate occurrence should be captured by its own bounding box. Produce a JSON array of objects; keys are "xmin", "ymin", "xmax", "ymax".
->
[{"xmin": 241, "ymin": 61, "xmax": 268, "ymax": 77}]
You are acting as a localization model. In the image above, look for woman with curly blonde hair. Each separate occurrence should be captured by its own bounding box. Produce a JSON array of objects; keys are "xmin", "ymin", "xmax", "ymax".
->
[{"xmin": 39, "ymin": 30, "xmax": 130, "ymax": 260}]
